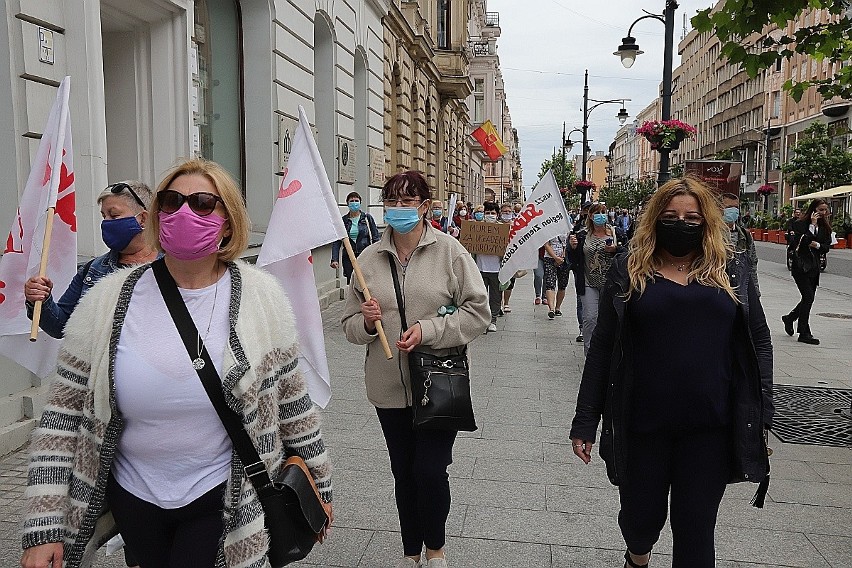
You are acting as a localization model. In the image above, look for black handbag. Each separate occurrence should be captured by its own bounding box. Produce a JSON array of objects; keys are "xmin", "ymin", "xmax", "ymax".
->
[
  {"xmin": 794, "ymin": 234, "xmax": 817, "ymax": 273},
  {"xmin": 386, "ymin": 255, "xmax": 477, "ymax": 432},
  {"xmin": 151, "ymin": 259, "xmax": 328, "ymax": 566}
]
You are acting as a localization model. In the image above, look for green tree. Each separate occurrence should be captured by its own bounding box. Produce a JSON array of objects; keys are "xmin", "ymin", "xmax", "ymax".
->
[
  {"xmin": 538, "ymin": 152, "xmax": 578, "ymax": 211},
  {"xmin": 598, "ymin": 177, "xmax": 657, "ymax": 211},
  {"xmin": 782, "ymin": 122, "xmax": 852, "ymax": 195},
  {"xmin": 692, "ymin": 1, "xmax": 852, "ymax": 101}
]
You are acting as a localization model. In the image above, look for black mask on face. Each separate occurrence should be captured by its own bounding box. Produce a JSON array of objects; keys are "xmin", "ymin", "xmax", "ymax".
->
[{"xmin": 655, "ymin": 220, "xmax": 704, "ymax": 257}]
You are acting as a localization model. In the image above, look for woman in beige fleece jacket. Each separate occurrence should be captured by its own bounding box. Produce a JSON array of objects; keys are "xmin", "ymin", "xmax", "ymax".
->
[{"xmin": 342, "ymin": 171, "xmax": 490, "ymax": 568}]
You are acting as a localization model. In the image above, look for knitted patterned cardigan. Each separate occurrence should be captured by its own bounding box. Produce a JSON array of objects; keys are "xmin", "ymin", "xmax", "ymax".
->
[{"xmin": 22, "ymin": 261, "xmax": 332, "ymax": 568}]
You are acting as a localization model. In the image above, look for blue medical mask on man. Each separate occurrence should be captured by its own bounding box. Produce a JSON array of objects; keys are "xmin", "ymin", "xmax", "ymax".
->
[
  {"xmin": 723, "ymin": 207, "xmax": 740, "ymax": 224},
  {"xmin": 592, "ymin": 213, "xmax": 608, "ymax": 226},
  {"xmin": 384, "ymin": 207, "xmax": 422, "ymax": 234},
  {"xmin": 101, "ymin": 215, "xmax": 143, "ymax": 251},
  {"xmin": 348, "ymin": 201, "xmax": 361, "ymax": 213}
]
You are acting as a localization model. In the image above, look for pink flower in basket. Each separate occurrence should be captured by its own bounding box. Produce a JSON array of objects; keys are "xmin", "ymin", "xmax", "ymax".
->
[
  {"xmin": 636, "ymin": 120, "xmax": 697, "ymax": 149},
  {"xmin": 757, "ymin": 184, "xmax": 776, "ymax": 196}
]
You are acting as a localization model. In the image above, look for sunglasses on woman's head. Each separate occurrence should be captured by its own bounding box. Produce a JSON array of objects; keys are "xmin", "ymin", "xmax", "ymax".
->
[
  {"xmin": 108, "ymin": 182, "xmax": 145, "ymax": 209},
  {"xmin": 158, "ymin": 189, "xmax": 224, "ymax": 216}
]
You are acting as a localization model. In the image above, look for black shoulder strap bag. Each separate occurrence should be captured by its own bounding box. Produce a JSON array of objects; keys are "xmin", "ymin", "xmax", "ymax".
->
[
  {"xmin": 386, "ymin": 254, "xmax": 477, "ymax": 432},
  {"xmin": 151, "ymin": 259, "xmax": 328, "ymax": 567}
]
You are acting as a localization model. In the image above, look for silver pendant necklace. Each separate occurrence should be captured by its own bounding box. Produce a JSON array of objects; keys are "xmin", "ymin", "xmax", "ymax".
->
[{"xmin": 193, "ymin": 268, "xmax": 220, "ymax": 370}]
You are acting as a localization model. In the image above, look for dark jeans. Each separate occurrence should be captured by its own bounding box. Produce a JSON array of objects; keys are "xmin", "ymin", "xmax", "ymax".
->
[
  {"xmin": 789, "ymin": 269, "xmax": 819, "ymax": 335},
  {"xmin": 107, "ymin": 474, "xmax": 225, "ymax": 568},
  {"xmin": 618, "ymin": 428, "xmax": 730, "ymax": 568},
  {"xmin": 480, "ymin": 271, "xmax": 501, "ymax": 322},
  {"xmin": 376, "ymin": 407, "xmax": 457, "ymax": 556}
]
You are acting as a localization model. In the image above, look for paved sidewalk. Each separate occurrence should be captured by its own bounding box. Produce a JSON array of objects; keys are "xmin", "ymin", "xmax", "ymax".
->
[{"xmin": 1, "ymin": 260, "xmax": 850, "ymax": 567}]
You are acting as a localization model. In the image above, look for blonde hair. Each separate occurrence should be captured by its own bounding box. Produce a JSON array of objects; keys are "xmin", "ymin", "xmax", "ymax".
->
[
  {"xmin": 147, "ymin": 158, "xmax": 250, "ymax": 262},
  {"xmin": 626, "ymin": 177, "xmax": 737, "ymax": 302}
]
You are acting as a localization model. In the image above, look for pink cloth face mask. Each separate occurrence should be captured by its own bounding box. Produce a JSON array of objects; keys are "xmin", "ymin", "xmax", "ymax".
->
[{"xmin": 158, "ymin": 206, "xmax": 226, "ymax": 260}]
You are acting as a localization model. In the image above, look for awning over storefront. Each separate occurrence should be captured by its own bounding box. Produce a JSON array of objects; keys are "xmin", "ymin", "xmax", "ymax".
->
[{"xmin": 790, "ymin": 185, "xmax": 852, "ymax": 201}]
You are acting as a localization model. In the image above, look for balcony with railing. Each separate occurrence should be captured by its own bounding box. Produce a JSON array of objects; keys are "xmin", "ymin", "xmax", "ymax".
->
[
  {"xmin": 467, "ymin": 38, "xmax": 493, "ymax": 57},
  {"xmin": 485, "ymin": 12, "xmax": 499, "ymax": 27}
]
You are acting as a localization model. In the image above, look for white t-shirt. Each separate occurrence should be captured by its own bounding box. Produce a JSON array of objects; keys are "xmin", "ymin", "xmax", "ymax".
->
[
  {"xmin": 112, "ymin": 269, "xmax": 233, "ymax": 509},
  {"xmin": 546, "ymin": 235, "xmax": 567, "ymax": 259}
]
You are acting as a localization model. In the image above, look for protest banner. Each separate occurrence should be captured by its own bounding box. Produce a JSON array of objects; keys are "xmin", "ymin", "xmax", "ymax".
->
[{"xmin": 459, "ymin": 220, "xmax": 510, "ymax": 256}]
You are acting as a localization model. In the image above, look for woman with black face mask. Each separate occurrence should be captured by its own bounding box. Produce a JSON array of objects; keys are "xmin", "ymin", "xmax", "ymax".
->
[{"xmin": 569, "ymin": 178, "xmax": 773, "ymax": 568}]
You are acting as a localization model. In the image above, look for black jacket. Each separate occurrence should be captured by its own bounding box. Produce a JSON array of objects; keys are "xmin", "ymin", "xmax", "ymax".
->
[
  {"xmin": 332, "ymin": 213, "xmax": 380, "ymax": 277},
  {"xmin": 788, "ymin": 219, "xmax": 831, "ymax": 276},
  {"xmin": 569, "ymin": 252, "xmax": 773, "ymax": 488}
]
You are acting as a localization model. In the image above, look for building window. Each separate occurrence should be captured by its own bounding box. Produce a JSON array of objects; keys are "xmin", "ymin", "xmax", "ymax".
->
[
  {"xmin": 193, "ymin": 0, "xmax": 245, "ymax": 188},
  {"xmin": 474, "ymin": 78, "xmax": 484, "ymax": 124},
  {"xmin": 771, "ymin": 91, "xmax": 781, "ymax": 118},
  {"xmin": 437, "ymin": 0, "xmax": 450, "ymax": 49}
]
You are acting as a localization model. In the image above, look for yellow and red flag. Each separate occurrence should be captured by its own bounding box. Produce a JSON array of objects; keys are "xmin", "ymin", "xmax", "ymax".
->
[{"xmin": 471, "ymin": 120, "xmax": 507, "ymax": 161}]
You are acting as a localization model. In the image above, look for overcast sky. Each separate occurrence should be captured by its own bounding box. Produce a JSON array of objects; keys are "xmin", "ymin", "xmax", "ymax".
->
[{"xmin": 487, "ymin": 0, "xmax": 714, "ymax": 192}]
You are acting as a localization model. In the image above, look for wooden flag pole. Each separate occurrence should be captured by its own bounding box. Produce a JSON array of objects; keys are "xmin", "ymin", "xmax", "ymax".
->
[
  {"xmin": 29, "ymin": 207, "xmax": 56, "ymax": 341},
  {"xmin": 342, "ymin": 238, "xmax": 393, "ymax": 360}
]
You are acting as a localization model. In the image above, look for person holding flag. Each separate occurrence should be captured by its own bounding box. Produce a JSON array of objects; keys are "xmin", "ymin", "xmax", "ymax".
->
[
  {"xmin": 21, "ymin": 158, "xmax": 332, "ymax": 568},
  {"xmin": 341, "ymin": 170, "xmax": 490, "ymax": 568},
  {"xmin": 24, "ymin": 181, "xmax": 159, "ymax": 339}
]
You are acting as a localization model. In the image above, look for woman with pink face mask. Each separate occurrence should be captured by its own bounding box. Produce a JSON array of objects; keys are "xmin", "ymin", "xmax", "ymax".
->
[{"xmin": 21, "ymin": 159, "xmax": 333, "ymax": 568}]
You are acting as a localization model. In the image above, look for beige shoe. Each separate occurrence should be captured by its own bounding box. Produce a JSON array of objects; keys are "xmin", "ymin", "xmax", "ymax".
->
[
  {"xmin": 425, "ymin": 558, "xmax": 448, "ymax": 568},
  {"xmin": 396, "ymin": 558, "xmax": 422, "ymax": 568}
]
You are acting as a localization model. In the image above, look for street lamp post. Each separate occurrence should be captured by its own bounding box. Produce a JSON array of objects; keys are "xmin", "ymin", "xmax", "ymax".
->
[
  {"xmin": 579, "ymin": 69, "xmax": 630, "ymax": 202},
  {"xmin": 615, "ymin": 0, "xmax": 679, "ymax": 185}
]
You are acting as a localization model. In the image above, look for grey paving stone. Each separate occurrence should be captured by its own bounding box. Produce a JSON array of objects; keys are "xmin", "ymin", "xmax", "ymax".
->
[
  {"xmin": 768, "ymin": 478, "xmax": 852, "ymax": 508},
  {"xmin": 441, "ymin": 536, "xmax": 553, "ymax": 568},
  {"xmin": 806, "ymin": 533, "xmax": 852, "ymax": 568},
  {"xmin": 715, "ymin": 525, "xmax": 830, "ymax": 567},
  {"xmin": 545, "ymin": 483, "xmax": 620, "ymax": 517},
  {"xmin": 808, "ymin": 461, "xmax": 852, "ymax": 484},
  {"xmin": 717, "ymin": 499, "xmax": 852, "ymax": 537},
  {"xmin": 451, "ymin": 478, "xmax": 546, "ymax": 511}
]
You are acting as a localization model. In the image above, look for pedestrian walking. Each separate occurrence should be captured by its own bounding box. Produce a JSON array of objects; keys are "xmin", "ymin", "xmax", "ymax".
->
[
  {"xmin": 568, "ymin": 203, "xmax": 622, "ymax": 355},
  {"xmin": 24, "ymin": 181, "xmax": 159, "ymax": 339},
  {"xmin": 331, "ymin": 190, "xmax": 381, "ymax": 284},
  {"xmin": 499, "ymin": 202, "xmax": 517, "ymax": 313},
  {"xmin": 533, "ymin": 246, "xmax": 545, "ymax": 305},
  {"xmin": 782, "ymin": 198, "xmax": 832, "ymax": 344},
  {"xmin": 341, "ymin": 170, "xmax": 490, "ymax": 568},
  {"xmin": 720, "ymin": 193, "xmax": 759, "ymax": 295},
  {"xmin": 542, "ymin": 232, "xmax": 570, "ymax": 320},
  {"xmin": 21, "ymin": 158, "xmax": 333, "ymax": 568},
  {"xmin": 569, "ymin": 177, "xmax": 773, "ymax": 568},
  {"xmin": 474, "ymin": 201, "xmax": 502, "ymax": 332},
  {"xmin": 569, "ymin": 201, "xmax": 592, "ymax": 342},
  {"xmin": 23, "ymin": 180, "xmax": 158, "ymax": 568}
]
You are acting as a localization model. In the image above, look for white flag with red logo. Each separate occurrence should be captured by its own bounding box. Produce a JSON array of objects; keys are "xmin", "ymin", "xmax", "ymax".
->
[
  {"xmin": 0, "ymin": 76, "xmax": 77, "ymax": 378},
  {"xmin": 497, "ymin": 170, "xmax": 571, "ymax": 284},
  {"xmin": 257, "ymin": 105, "xmax": 346, "ymax": 408}
]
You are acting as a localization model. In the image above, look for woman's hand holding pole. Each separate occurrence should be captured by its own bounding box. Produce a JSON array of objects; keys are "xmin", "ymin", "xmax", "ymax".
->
[{"xmin": 342, "ymin": 238, "xmax": 393, "ymax": 360}]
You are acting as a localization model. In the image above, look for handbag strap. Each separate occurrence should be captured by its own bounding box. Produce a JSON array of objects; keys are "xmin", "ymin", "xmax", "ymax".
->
[
  {"xmin": 387, "ymin": 254, "xmax": 409, "ymax": 331},
  {"xmin": 151, "ymin": 258, "xmax": 273, "ymax": 491}
]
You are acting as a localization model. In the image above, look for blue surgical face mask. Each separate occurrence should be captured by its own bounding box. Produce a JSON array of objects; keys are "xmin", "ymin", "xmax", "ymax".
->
[
  {"xmin": 384, "ymin": 206, "xmax": 422, "ymax": 234},
  {"xmin": 101, "ymin": 215, "xmax": 143, "ymax": 251},
  {"xmin": 473, "ymin": 212, "xmax": 485, "ymax": 221},
  {"xmin": 433, "ymin": 209, "xmax": 443, "ymax": 218},
  {"xmin": 592, "ymin": 213, "xmax": 608, "ymax": 226},
  {"xmin": 348, "ymin": 201, "xmax": 361, "ymax": 212},
  {"xmin": 723, "ymin": 207, "xmax": 740, "ymax": 224}
]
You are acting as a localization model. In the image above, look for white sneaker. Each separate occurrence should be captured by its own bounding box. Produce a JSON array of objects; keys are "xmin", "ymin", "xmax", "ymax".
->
[
  {"xmin": 425, "ymin": 558, "xmax": 448, "ymax": 568},
  {"xmin": 396, "ymin": 558, "xmax": 422, "ymax": 568},
  {"xmin": 487, "ymin": 322, "xmax": 497, "ymax": 333}
]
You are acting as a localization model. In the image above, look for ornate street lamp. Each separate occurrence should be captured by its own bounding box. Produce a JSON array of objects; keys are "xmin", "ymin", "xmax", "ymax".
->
[{"xmin": 616, "ymin": 1, "xmax": 679, "ymax": 185}]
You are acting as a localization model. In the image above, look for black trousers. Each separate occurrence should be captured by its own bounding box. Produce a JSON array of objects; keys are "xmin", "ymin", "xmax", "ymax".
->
[
  {"xmin": 107, "ymin": 474, "xmax": 225, "ymax": 568},
  {"xmin": 618, "ymin": 428, "xmax": 730, "ymax": 568},
  {"xmin": 376, "ymin": 407, "xmax": 457, "ymax": 556},
  {"xmin": 788, "ymin": 269, "xmax": 819, "ymax": 334},
  {"xmin": 480, "ymin": 271, "xmax": 501, "ymax": 322}
]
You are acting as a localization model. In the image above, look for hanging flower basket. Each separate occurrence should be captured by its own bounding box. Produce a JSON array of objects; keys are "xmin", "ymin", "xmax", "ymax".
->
[
  {"xmin": 637, "ymin": 120, "xmax": 696, "ymax": 151},
  {"xmin": 574, "ymin": 180, "xmax": 596, "ymax": 195},
  {"xmin": 757, "ymin": 184, "xmax": 777, "ymax": 196}
]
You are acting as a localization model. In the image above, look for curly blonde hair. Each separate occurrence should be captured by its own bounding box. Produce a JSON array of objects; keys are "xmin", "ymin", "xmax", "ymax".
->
[{"xmin": 626, "ymin": 177, "xmax": 737, "ymax": 302}]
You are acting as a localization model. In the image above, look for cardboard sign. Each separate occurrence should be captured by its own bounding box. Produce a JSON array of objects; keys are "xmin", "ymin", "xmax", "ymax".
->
[{"xmin": 459, "ymin": 220, "xmax": 511, "ymax": 256}]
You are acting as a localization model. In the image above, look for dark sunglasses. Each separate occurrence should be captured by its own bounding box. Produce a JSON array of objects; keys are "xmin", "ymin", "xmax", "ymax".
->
[
  {"xmin": 108, "ymin": 182, "xmax": 145, "ymax": 209},
  {"xmin": 158, "ymin": 189, "xmax": 224, "ymax": 216}
]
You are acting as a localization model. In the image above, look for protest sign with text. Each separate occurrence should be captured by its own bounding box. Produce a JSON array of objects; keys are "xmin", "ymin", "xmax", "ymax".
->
[
  {"xmin": 458, "ymin": 220, "xmax": 510, "ymax": 256},
  {"xmin": 498, "ymin": 170, "xmax": 572, "ymax": 284}
]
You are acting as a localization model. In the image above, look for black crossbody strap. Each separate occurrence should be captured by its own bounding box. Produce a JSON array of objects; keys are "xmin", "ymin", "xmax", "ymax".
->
[
  {"xmin": 387, "ymin": 254, "xmax": 408, "ymax": 331},
  {"xmin": 151, "ymin": 258, "xmax": 273, "ymax": 490}
]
